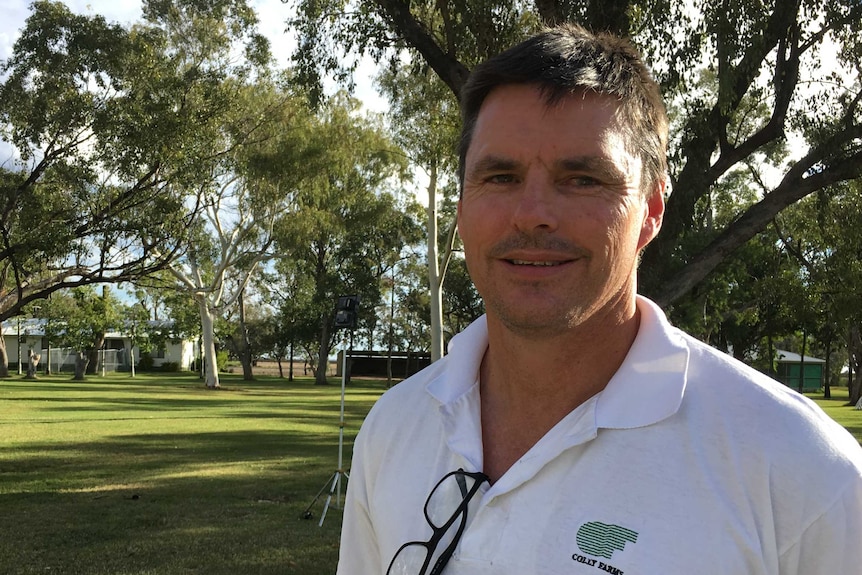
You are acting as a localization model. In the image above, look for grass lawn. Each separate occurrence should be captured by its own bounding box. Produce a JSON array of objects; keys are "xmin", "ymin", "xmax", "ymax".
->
[
  {"xmin": 0, "ymin": 372, "xmax": 387, "ymax": 575},
  {"xmin": 806, "ymin": 386, "xmax": 862, "ymax": 445}
]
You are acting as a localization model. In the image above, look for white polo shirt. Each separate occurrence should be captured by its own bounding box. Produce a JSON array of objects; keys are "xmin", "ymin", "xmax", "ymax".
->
[{"xmin": 337, "ymin": 297, "xmax": 862, "ymax": 575}]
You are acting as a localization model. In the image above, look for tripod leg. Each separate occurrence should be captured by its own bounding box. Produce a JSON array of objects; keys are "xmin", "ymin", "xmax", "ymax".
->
[
  {"xmin": 318, "ymin": 472, "xmax": 341, "ymax": 527},
  {"xmin": 302, "ymin": 472, "xmax": 337, "ymax": 519}
]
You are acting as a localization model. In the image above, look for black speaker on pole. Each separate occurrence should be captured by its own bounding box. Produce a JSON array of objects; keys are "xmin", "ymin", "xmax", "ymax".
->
[{"xmin": 334, "ymin": 295, "xmax": 359, "ymax": 329}]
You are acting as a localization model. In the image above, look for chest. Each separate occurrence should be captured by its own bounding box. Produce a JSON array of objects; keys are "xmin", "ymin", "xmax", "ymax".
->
[{"xmin": 369, "ymin": 427, "xmax": 780, "ymax": 575}]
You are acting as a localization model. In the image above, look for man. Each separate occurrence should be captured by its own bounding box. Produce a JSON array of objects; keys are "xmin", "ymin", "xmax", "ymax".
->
[{"xmin": 337, "ymin": 24, "xmax": 862, "ymax": 575}]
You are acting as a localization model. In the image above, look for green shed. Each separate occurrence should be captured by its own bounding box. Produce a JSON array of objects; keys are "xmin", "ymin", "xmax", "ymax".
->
[{"xmin": 775, "ymin": 350, "xmax": 825, "ymax": 392}]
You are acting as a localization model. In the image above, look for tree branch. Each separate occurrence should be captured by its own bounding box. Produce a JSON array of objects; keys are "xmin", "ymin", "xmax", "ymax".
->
[{"xmin": 372, "ymin": 0, "xmax": 471, "ymax": 96}]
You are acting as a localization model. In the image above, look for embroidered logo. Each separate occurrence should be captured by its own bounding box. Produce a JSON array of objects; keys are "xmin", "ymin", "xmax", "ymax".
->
[{"xmin": 576, "ymin": 521, "xmax": 638, "ymax": 559}]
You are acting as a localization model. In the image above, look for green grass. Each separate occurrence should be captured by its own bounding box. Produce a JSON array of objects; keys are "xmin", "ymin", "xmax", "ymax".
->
[
  {"xmin": 0, "ymin": 372, "xmax": 387, "ymax": 575},
  {"xmin": 806, "ymin": 386, "xmax": 862, "ymax": 445}
]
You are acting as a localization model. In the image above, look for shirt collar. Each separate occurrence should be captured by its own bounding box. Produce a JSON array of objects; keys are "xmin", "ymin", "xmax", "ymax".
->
[
  {"xmin": 426, "ymin": 315, "xmax": 487, "ymax": 405},
  {"xmin": 427, "ymin": 296, "xmax": 689, "ymax": 430},
  {"xmin": 594, "ymin": 296, "xmax": 689, "ymax": 429}
]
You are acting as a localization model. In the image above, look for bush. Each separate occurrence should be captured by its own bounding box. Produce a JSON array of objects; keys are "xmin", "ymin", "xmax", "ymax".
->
[
  {"xmin": 137, "ymin": 354, "xmax": 155, "ymax": 371},
  {"xmin": 159, "ymin": 361, "xmax": 181, "ymax": 372},
  {"xmin": 216, "ymin": 350, "xmax": 229, "ymax": 372}
]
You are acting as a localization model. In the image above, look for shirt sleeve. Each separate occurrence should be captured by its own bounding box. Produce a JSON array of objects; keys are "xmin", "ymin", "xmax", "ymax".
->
[
  {"xmin": 778, "ymin": 477, "xmax": 862, "ymax": 574},
  {"xmin": 336, "ymin": 428, "xmax": 383, "ymax": 575}
]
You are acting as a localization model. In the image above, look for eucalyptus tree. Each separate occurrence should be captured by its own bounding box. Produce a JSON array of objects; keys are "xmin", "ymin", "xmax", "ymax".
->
[
  {"xmin": 375, "ymin": 65, "xmax": 461, "ymax": 360},
  {"xmin": 272, "ymin": 94, "xmax": 421, "ymax": 385},
  {"xmin": 0, "ymin": 0, "xmax": 273, "ymax": 370},
  {"xmin": 158, "ymin": 150, "xmax": 296, "ymax": 388},
  {"xmin": 290, "ymin": 0, "xmax": 862, "ymax": 308}
]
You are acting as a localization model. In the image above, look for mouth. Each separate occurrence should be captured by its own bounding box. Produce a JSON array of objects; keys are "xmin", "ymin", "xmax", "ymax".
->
[{"xmin": 508, "ymin": 259, "xmax": 567, "ymax": 267}]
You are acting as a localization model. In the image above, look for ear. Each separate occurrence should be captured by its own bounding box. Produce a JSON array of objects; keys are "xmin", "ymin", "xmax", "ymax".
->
[{"xmin": 637, "ymin": 178, "xmax": 665, "ymax": 251}]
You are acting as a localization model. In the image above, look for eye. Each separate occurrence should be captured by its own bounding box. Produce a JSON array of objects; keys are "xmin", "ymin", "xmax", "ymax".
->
[
  {"xmin": 486, "ymin": 174, "xmax": 518, "ymax": 184},
  {"xmin": 565, "ymin": 175, "xmax": 601, "ymax": 187}
]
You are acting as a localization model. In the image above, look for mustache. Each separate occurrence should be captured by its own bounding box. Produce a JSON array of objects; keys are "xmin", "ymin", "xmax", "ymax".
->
[{"xmin": 486, "ymin": 233, "xmax": 590, "ymax": 259}]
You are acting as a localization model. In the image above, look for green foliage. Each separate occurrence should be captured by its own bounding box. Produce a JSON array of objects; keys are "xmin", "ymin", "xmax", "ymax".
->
[
  {"xmin": 137, "ymin": 352, "xmax": 156, "ymax": 371},
  {"xmin": 268, "ymin": 93, "xmax": 424, "ymax": 382},
  {"xmin": 41, "ymin": 286, "xmax": 122, "ymax": 353},
  {"xmin": 442, "ymin": 257, "xmax": 484, "ymax": 339},
  {"xmin": 0, "ymin": 0, "xmax": 274, "ymax": 321},
  {"xmin": 159, "ymin": 361, "xmax": 181, "ymax": 372},
  {"xmin": 215, "ymin": 349, "xmax": 229, "ymax": 371}
]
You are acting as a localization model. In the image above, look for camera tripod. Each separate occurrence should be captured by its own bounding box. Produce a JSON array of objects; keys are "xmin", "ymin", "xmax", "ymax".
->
[{"xmin": 302, "ymin": 336, "xmax": 351, "ymax": 526}]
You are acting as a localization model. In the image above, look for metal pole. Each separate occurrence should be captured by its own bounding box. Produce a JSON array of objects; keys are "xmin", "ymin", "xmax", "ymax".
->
[
  {"xmin": 337, "ymin": 338, "xmax": 348, "ymax": 508},
  {"xmin": 17, "ymin": 317, "xmax": 22, "ymax": 375}
]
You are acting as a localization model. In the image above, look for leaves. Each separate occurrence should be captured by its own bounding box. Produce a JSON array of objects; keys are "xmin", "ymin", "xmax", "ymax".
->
[{"xmin": 0, "ymin": 0, "xmax": 273, "ymax": 321}]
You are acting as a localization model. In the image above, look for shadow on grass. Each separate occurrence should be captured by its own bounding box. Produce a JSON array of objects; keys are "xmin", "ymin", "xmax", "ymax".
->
[
  {"xmin": 0, "ymin": 375, "xmax": 387, "ymax": 574},
  {"xmin": 1, "ymin": 429, "xmax": 357, "ymax": 574},
  {"xmin": 1, "ymin": 469, "xmax": 345, "ymax": 574}
]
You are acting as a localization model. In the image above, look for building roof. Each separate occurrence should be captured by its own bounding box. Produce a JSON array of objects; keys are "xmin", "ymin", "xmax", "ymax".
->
[{"xmin": 775, "ymin": 349, "xmax": 826, "ymax": 364}]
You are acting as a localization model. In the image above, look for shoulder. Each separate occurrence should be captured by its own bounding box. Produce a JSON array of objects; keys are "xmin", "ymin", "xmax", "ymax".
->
[
  {"xmin": 361, "ymin": 357, "xmax": 448, "ymax": 427},
  {"xmin": 636, "ymin": 297, "xmax": 861, "ymax": 486},
  {"xmin": 676, "ymin": 328, "xmax": 862, "ymax": 486}
]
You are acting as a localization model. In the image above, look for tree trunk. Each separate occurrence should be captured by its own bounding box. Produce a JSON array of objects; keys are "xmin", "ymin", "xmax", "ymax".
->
[
  {"xmin": 315, "ymin": 318, "xmax": 330, "ymax": 385},
  {"xmin": 849, "ymin": 325, "xmax": 862, "ymax": 406},
  {"xmin": 798, "ymin": 330, "xmax": 807, "ymax": 393},
  {"xmin": 0, "ymin": 336, "xmax": 9, "ymax": 378},
  {"xmin": 73, "ymin": 352, "xmax": 89, "ymax": 381},
  {"xmin": 388, "ymin": 271, "xmax": 395, "ymax": 387},
  {"xmin": 237, "ymin": 290, "xmax": 254, "ymax": 381},
  {"xmin": 852, "ymin": 369, "xmax": 862, "ymax": 408},
  {"xmin": 86, "ymin": 333, "xmax": 106, "ymax": 375},
  {"xmin": 197, "ymin": 295, "xmax": 220, "ymax": 389},
  {"xmin": 426, "ymin": 160, "xmax": 445, "ymax": 362},
  {"xmin": 288, "ymin": 341, "xmax": 294, "ymax": 382},
  {"xmin": 823, "ymin": 339, "xmax": 832, "ymax": 399},
  {"xmin": 130, "ymin": 344, "xmax": 136, "ymax": 378}
]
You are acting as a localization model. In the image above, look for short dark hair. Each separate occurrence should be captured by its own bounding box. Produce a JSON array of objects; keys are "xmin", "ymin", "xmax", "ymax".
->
[{"xmin": 458, "ymin": 24, "xmax": 668, "ymax": 196}]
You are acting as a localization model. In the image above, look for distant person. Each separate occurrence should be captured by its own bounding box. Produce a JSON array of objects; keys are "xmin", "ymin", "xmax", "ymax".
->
[{"xmin": 337, "ymin": 24, "xmax": 862, "ymax": 575}]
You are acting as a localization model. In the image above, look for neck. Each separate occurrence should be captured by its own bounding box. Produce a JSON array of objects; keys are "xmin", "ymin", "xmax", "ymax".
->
[
  {"xmin": 483, "ymin": 297, "xmax": 640, "ymax": 399},
  {"xmin": 478, "ymin": 297, "xmax": 641, "ymax": 482}
]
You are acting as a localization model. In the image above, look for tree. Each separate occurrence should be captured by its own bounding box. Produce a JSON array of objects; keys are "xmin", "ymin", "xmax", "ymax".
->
[
  {"xmin": 771, "ymin": 182, "xmax": 862, "ymax": 403},
  {"xmin": 376, "ymin": 64, "xmax": 461, "ymax": 361},
  {"xmin": 255, "ymin": 266, "xmax": 319, "ymax": 381},
  {"xmin": 272, "ymin": 93, "xmax": 421, "ymax": 384},
  {"xmin": 0, "ymin": 0, "xmax": 274, "ymax": 368},
  {"xmin": 290, "ymin": 0, "xmax": 862, "ymax": 308},
  {"xmin": 121, "ymin": 300, "xmax": 152, "ymax": 378},
  {"xmin": 159, "ymin": 177, "xmax": 281, "ymax": 388},
  {"xmin": 43, "ymin": 286, "xmax": 122, "ymax": 380},
  {"xmin": 131, "ymin": 4, "xmax": 310, "ymax": 389}
]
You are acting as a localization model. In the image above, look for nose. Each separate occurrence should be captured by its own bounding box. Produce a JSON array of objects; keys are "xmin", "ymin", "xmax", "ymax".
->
[{"xmin": 512, "ymin": 173, "xmax": 559, "ymax": 233}]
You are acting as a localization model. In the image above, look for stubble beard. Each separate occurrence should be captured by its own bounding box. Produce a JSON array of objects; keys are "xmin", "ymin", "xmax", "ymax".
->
[{"xmin": 474, "ymin": 232, "xmax": 597, "ymax": 339}]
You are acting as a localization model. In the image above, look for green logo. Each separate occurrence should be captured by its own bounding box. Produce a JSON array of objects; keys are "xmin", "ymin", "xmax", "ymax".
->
[{"xmin": 576, "ymin": 521, "xmax": 638, "ymax": 559}]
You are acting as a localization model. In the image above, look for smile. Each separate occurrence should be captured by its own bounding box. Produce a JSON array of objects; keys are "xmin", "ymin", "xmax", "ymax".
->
[{"xmin": 509, "ymin": 260, "xmax": 565, "ymax": 267}]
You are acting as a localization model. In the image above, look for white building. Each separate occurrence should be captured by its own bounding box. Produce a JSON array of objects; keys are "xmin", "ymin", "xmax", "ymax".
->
[{"xmin": 1, "ymin": 319, "xmax": 196, "ymax": 373}]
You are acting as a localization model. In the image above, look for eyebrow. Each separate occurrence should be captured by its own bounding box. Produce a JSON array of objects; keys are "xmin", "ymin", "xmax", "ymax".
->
[
  {"xmin": 467, "ymin": 155, "xmax": 520, "ymax": 175},
  {"xmin": 468, "ymin": 154, "xmax": 630, "ymax": 184},
  {"xmin": 556, "ymin": 157, "xmax": 629, "ymax": 184}
]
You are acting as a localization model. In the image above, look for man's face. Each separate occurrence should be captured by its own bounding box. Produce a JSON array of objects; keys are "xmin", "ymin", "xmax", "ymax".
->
[{"xmin": 458, "ymin": 84, "xmax": 663, "ymax": 337}]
